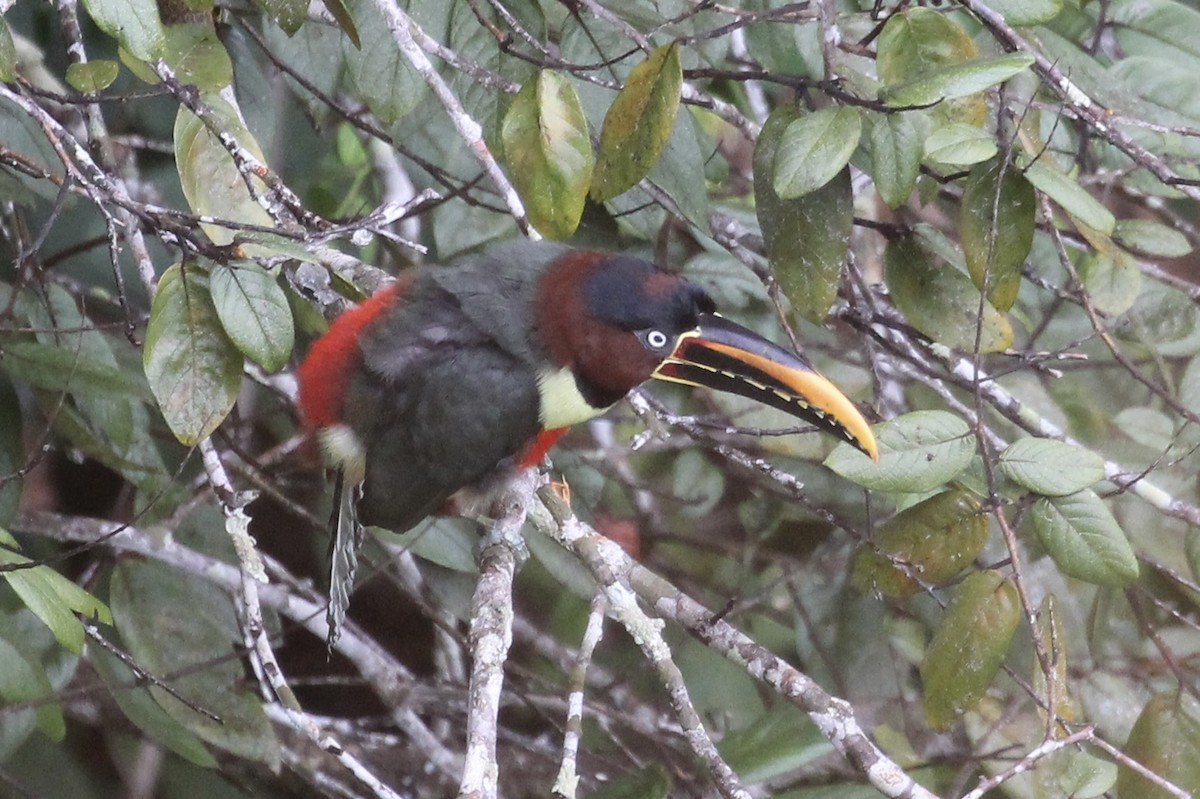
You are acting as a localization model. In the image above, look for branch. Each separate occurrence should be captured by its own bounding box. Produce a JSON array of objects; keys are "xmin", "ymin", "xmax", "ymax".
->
[{"xmin": 527, "ymin": 488, "xmax": 936, "ymax": 799}]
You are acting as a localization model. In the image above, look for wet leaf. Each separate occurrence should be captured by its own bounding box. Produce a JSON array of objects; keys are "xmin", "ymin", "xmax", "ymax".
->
[
  {"xmin": 755, "ymin": 105, "xmax": 852, "ymax": 322},
  {"xmin": 921, "ymin": 570, "xmax": 1020, "ymax": 729},
  {"xmin": 852, "ymin": 488, "xmax": 988, "ymax": 599},
  {"xmin": 1030, "ymin": 490, "xmax": 1139, "ymax": 587},
  {"xmin": 591, "ymin": 43, "xmax": 682, "ymax": 201},
  {"xmin": 772, "ymin": 106, "xmax": 862, "ymax": 199},
  {"xmin": 502, "ymin": 71, "xmax": 593, "ymax": 240},
  {"xmin": 825, "ymin": 410, "xmax": 974, "ymax": 493},
  {"xmin": 143, "ymin": 263, "xmax": 243, "ymax": 446}
]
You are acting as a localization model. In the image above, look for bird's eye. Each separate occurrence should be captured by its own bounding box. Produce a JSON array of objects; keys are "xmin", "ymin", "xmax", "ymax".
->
[{"xmin": 644, "ymin": 329, "xmax": 670, "ymax": 350}]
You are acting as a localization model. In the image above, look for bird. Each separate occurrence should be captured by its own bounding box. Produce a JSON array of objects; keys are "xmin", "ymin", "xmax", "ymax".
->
[{"xmin": 297, "ymin": 239, "xmax": 878, "ymax": 642}]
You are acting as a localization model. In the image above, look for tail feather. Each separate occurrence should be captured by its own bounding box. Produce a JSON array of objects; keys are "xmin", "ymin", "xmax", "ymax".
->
[{"xmin": 326, "ymin": 469, "xmax": 365, "ymax": 650}]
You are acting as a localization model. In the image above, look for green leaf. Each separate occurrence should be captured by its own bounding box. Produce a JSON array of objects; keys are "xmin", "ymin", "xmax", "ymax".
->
[
  {"xmin": 253, "ymin": 0, "xmax": 308, "ymax": 35},
  {"xmin": 1115, "ymin": 406, "xmax": 1176, "ymax": 451},
  {"xmin": 322, "ymin": 0, "xmax": 360, "ymax": 49},
  {"xmin": 999, "ymin": 438, "xmax": 1104, "ymax": 496},
  {"xmin": 587, "ymin": 766, "xmax": 670, "ymax": 799},
  {"xmin": 1114, "ymin": 219, "xmax": 1193, "ymax": 258},
  {"xmin": 1118, "ymin": 282, "xmax": 1200, "ymax": 358},
  {"xmin": 883, "ymin": 53, "xmax": 1034, "ymax": 107},
  {"xmin": 755, "ymin": 105, "xmax": 852, "ymax": 323},
  {"xmin": 0, "ymin": 529, "xmax": 112, "ymax": 654},
  {"xmin": 824, "ymin": 410, "xmax": 974, "ymax": 493},
  {"xmin": 1034, "ymin": 748, "xmax": 1116, "ymax": 798},
  {"xmin": 1023, "ymin": 159, "xmax": 1116, "ymax": 234},
  {"xmin": 1117, "ymin": 693, "xmax": 1200, "ymax": 799},
  {"xmin": 80, "ymin": 0, "xmax": 165, "ymax": 61},
  {"xmin": 143, "ymin": 263, "xmax": 243, "ymax": 446},
  {"xmin": 591, "ymin": 43, "xmax": 682, "ymax": 202},
  {"xmin": 0, "ymin": 373, "xmax": 20, "ymax": 526},
  {"xmin": 174, "ymin": 99, "xmax": 275, "ymax": 246},
  {"xmin": 920, "ymin": 570, "xmax": 1020, "ymax": 729},
  {"xmin": 1079, "ymin": 248, "xmax": 1141, "ymax": 316},
  {"xmin": 986, "ymin": 0, "xmax": 1063, "ymax": 25},
  {"xmin": 343, "ymin": 0, "xmax": 425, "ymax": 125},
  {"xmin": 110, "ymin": 560, "xmax": 281, "ymax": 766},
  {"xmin": 870, "ymin": 111, "xmax": 925, "ymax": 208},
  {"xmin": 90, "ymin": 645, "xmax": 217, "ymax": 768},
  {"xmin": 961, "ymin": 158, "xmax": 1035, "ymax": 312},
  {"xmin": 923, "ymin": 123, "xmax": 998, "ymax": 166},
  {"xmin": 65, "ymin": 60, "xmax": 120, "ymax": 94},
  {"xmin": 2, "ymin": 341, "xmax": 152, "ymax": 402},
  {"xmin": 852, "ymin": 488, "xmax": 988, "ymax": 599},
  {"xmin": 0, "ymin": 17, "xmax": 18, "ymax": 83},
  {"xmin": 877, "ymin": 8, "xmax": 978, "ymax": 87},
  {"xmin": 719, "ymin": 706, "xmax": 830, "ymax": 783},
  {"xmin": 1031, "ymin": 594, "xmax": 1076, "ymax": 730},
  {"xmin": 883, "ymin": 235, "xmax": 1014, "ymax": 352},
  {"xmin": 772, "ymin": 106, "xmax": 862, "ymax": 199},
  {"xmin": 1030, "ymin": 491, "xmax": 1139, "ymax": 587},
  {"xmin": 502, "ymin": 71, "xmax": 593, "ymax": 240},
  {"xmin": 209, "ymin": 262, "xmax": 295, "ymax": 372},
  {"xmin": 0, "ymin": 628, "xmax": 62, "ymax": 746},
  {"xmin": 156, "ymin": 23, "xmax": 232, "ymax": 93}
]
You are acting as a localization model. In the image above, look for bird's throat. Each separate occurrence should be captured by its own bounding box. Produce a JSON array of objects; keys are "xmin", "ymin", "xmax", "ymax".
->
[{"xmin": 537, "ymin": 366, "xmax": 611, "ymax": 429}]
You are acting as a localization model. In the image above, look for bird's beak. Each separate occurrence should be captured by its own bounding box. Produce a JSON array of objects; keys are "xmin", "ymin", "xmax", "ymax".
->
[{"xmin": 651, "ymin": 313, "xmax": 879, "ymax": 461}]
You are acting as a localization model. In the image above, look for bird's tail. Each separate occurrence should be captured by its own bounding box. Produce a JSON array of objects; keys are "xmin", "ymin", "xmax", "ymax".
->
[{"xmin": 326, "ymin": 468, "xmax": 365, "ymax": 650}]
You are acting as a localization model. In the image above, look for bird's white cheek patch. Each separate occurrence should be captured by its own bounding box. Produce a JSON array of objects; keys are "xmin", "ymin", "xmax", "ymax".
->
[
  {"xmin": 537, "ymin": 367, "xmax": 609, "ymax": 429},
  {"xmin": 319, "ymin": 424, "xmax": 367, "ymax": 484}
]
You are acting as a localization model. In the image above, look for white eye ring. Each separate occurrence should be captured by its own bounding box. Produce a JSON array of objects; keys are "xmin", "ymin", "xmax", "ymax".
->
[{"xmin": 646, "ymin": 329, "xmax": 669, "ymax": 349}]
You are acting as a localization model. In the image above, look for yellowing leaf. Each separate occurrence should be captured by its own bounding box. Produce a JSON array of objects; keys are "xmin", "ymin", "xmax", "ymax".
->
[
  {"xmin": 961, "ymin": 157, "xmax": 1035, "ymax": 312},
  {"xmin": 852, "ymin": 488, "xmax": 988, "ymax": 599},
  {"xmin": 174, "ymin": 99, "xmax": 275, "ymax": 246},
  {"xmin": 921, "ymin": 570, "xmax": 1020, "ymax": 729},
  {"xmin": 591, "ymin": 44, "xmax": 682, "ymax": 201},
  {"xmin": 502, "ymin": 71, "xmax": 593, "ymax": 240}
]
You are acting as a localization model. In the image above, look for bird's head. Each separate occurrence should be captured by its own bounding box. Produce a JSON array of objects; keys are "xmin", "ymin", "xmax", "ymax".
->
[{"xmin": 535, "ymin": 250, "xmax": 879, "ymax": 461}]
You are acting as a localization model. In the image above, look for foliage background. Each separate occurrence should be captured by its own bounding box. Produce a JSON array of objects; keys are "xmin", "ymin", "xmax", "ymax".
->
[{"xmin": 1, "ymin": 0, "xmax": 1199, "ymax": 796}]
